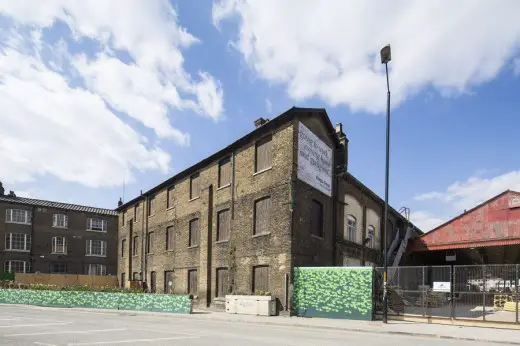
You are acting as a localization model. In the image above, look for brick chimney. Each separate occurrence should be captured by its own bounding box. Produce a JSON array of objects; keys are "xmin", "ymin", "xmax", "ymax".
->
[
  {"xmin": 254, "ymin": 117, "xmax": 269, "ymax": 128},
  {"xmin": 0, "ymin": 181, "xmax": 4, "ymax": 196},
  {"xmin": 335, "ymin": 122, "xmax": 349, "ymax": 173},
  {"xmin": 118, "ymin": 197, "xmax": 123, "ymax": 208},
  {"xmin": 8, "ymin": 190, "xmax": 16, "ymax": 197}
]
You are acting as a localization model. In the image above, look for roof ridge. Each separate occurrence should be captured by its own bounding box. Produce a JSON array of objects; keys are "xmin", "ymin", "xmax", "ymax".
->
[{"xmin": 0, "ymin": 195, "xmax": 116, "ymax": 215}]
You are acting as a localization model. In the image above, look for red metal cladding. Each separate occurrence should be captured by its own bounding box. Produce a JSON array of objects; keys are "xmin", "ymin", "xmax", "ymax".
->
[{"xmin": 410, "ymin": 191, "xmax": 520, "ymax": 252}]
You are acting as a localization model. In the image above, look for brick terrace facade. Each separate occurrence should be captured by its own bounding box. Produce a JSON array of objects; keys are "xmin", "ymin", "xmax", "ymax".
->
[
  {"xmin": 117, "ymin": 107, "xmax": 416, "ymax": 310},
  {"xmin": 0, "ymin": 187, "xmax": 117, "ymax": 276}
]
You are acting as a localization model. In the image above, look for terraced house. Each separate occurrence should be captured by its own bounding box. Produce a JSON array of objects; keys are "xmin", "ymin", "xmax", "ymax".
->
[
  {"xmin": 0, "ymin": 183, "xmax": 117, "ymax": 276},
  {"xmin": 117, "ymin": 107, "xmax": 418, "ymax": 311}
]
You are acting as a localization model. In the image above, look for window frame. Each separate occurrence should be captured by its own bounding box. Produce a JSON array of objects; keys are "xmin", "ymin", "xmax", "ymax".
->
[
  {"xmin": 367, "ymin": 225, "xmax": 376, "ymax": 248},
  {"xmin": 188, "ymin": 218, "xmax": 200, "ymax": 247},
  {"xmin": 254, "ymin": 135, "xmax": 273, "ymax": 173},
  {"xmin": 253, "ymin": 196, "xmax": 271, "ymax": 236},
  {"xmin": 5, "ymin": 233, "xmax": 31, "ymax": 252},
  {"xmin": 166, "ymin": 226, "xmax": 174, "ymax": 251},
  {"xmin": 216, "ymin": 267, "xmax": 229, "ymax": 298},
  {"xmin": 51, "ymin": 236, "xmax": 67, "ymax": 254},
  {"xmin": 51, "ymin": 262, "xmax": 67, "ymax": 274},
  {"xmin": 167, "ymin": 186, "xmax": 175, "ymax": 209},
  {"xmin": 190, "ymin": 173, "xmax": 200, "ymax": 200},
  {"xmin": 216, "ymin": 209, "xmax": 230, "ymax": 242},
  {"xmin": 4, "ymin": 260, "xmax": 31, "ymax": 273},
  {"xmin": 132, "ymin": 235, "xmax": 139, "ymax": 256},
  {"xmin": 146, "ymin": 232, "xmax": 154, "ymax": 254},
  {"xmin": 347, "ymin": 215, "xmax": 357, "ymax": 243},
  {"xmin": 164, "ymin": 270, "xmax": 174, "ymax": 294},
  {"xmin": 121, "ymin": 239, "xmax": 126, "ymax": 258},
  {"xmin": 85, "ymin": 264, "xmax": 106, "ymax": 276},
  {"xmin": 187, "ymin": 269, "xmax": 198, "ymax": 295},
  {"xmin": 310, "ymin": 200, "xmax": 324, "ymax": 238},
  {"xmin": 5, "ymin": 209, "xmax": 31, "ymax": 225},
  {"xmin": 86, "ymin": 218, "xmax": 107, "ymax": 233},
  {"xmin": 85, "ymin": 239, "xmax": 107, "ymax": 257},
  {"xmin": 52, "ymin": 213, "xmax": 68, "ymax": 229},
  {"xmin": 218, "ymin": 157, "xmax": 232, "ymax": 188},
  {"xmin": 252, "ymin": 265, "xmax": 270, "ymax": 294},
  {"xmin": 147, "ymin": 195, "xmax": 156, "ymax": 217}
]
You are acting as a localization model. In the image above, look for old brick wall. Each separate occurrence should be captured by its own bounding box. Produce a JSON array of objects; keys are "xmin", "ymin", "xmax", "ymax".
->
[{"xmin": 118, "ymin": 123, "xmax": 294, "ymax": 308}]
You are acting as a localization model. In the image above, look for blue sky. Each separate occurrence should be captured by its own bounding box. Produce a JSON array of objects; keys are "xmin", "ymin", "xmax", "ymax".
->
[{"xmin": 1, "ymin": 0, "xmax": 520, "ymax": 231}]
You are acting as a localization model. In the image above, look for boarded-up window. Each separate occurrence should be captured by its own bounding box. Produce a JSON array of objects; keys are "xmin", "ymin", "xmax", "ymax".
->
[
  {"xmin": 188, "ymin": 269, "xmax": 198, "ymax": 295},
  {"xmin": 150, "ymin": 271, "xmax": 156, "ymax": 293},
  {"xmin": 167, "ymin": 186, "xmax": 175, "ymax": 208},
  {"xmin": 217, "ymin": 209, "xmax": 230, "ymax": 242},
  {"xmin": 255, "ymin": 136, "xmax": 272, "ymax": 172},
  {"xmin": 216, "ymin": 268, "xmax": 228, "ymax": 297},
  {"xmin": 190, "ymin": 174, "xmax": 200, "ymax": 199},
  {"xmin": 189, "ymin": 218, "xmax": 200, "ymax": 247},
  {"xmin": 148, "ymin": 196, "xmax": 156, "ymax": 216},
  {"xmin": 218, "ymin": 157, "xmax": 231, "ymax": 187},
  {"xmin": 310, "ymin": 200, "xmax": 323, "ymax": 237},
  {"xmin": 166, "ymin": 226, "xmax": 174, "ymax": 250},
  {"xmin": 253, "ymin": 197, "xmax": 271, "ymax": 235},
  {"xmin": 134, "ymin": 203, "xmax": 139, "ymax": 222},
  {"xmin": 252, "ymin": 265, "xmax": 269, "ymax": 293},
  {"xmin": 132, "ymin": 236, "xmax": 138, "ymax": 256},
  {"xmin": 146, "ymin": 232, "xmax": 154, "ymax": 254},
  {"xmin": 164, "ymin": 271, "xmax": 174, "ymax": 293},
  {"xmin": 121, "ymin": 239, "xmax": 126, "ymax": 258}
]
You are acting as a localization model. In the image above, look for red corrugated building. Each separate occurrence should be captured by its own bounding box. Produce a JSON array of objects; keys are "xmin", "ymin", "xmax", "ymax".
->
[{"xmin": 407, "ymin": 190, "xmax": 520, "ymax": 265}]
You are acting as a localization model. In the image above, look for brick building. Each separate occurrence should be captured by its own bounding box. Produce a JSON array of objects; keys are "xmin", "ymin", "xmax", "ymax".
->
[
  {"xmin": 0, "ymin": 184, "xmax": 117, "ymax": 276},
  {"xmin": 117, "ymin": 107, "xmax": 417, "ymax": 310}
]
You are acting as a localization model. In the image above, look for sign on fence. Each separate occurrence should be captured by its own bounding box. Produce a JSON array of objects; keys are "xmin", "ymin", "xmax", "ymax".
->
[{"xmin": 433, "ymin": 282, "xmax": 451, "ymax": 292}]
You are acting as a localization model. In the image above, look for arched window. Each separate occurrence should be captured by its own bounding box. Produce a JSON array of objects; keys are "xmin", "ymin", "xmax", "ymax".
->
[
  {"xmin": 367, "ymin": 225, "xmax": 375, "ymax": 248},
  {"xmin": 347, "ymin": 215, "xmax": 357, "ymax": 242}
]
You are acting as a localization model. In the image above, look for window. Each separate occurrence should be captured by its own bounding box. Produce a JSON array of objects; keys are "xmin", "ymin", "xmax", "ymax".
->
[
  {"xmin": 53, "ymin": 214, "xmax": 68, "ymax": 228},
  {"xmin": 253, "ymin": 197, "xmax": 271, "ymax": 236},
  {"xmin": 164, "ymin": 271, "xmax": 174, "ymax": 293},
  {"xmin": 5, "ymin": 233, "xmax": 31, "ymax": 251},
  {"xmin": 51, "ymin": 262, "xmax": 67, "ymax": 274},
  {"xmin": 252, "ymin": 265, "xmax": 269, "ymax": 293},
  {"xmin": 188, "ymin": 269, "xmax": 198, "ymax": 295},
  {"xmin": 167, "ymin": 186, "xmax": 175, "ymax": 209},
  {"xmin": 146, "ymin": 232, "xmax": 154, "ymax": 254},
  {"xmin": 218, "ymin": 157, "xmax": 231, "ymax": 188},
  {"xmin": 347, "ymin": 215, "xmax": 357, "ymax": 242},
  {"xmin": 52, "ymin": 236, "xmax": 67, "ymax": 254},
  {"xmin": 86, "ymin": 240, "xmax": 107, "ymax": 256},
  {"xmin": 190, "ymin": 174, "xmax": 200, "ymax": 199},
  {"xmin": 134, "ymin": 203, "xmax": 139, "ymax": 222},
  {"xmin": 5, "ymin": 209, "xmax": 31, "ymax": 224},
  {"xmin": 4, "ymin": 260, "xmax": 30, "ymax": 273},
  {"xmin": 147, "ymin": 196, "xmax": 156, "ymax": 216},
  {"xmin": 121, "ymin": 273, "xmax": 126, "ymax": 288},
  {"xmin": 150, "ymin": 271, "xmax": 157, "ymax": 293},
  {"xmin": 86, "ymin": 264, "xmax": 106, "ymax": 276},
  {"xmin": 216, "ymin": 268, "xmax": 228, "ymax": 297},
  {"xmin": 189, "ymin": 218, "xmax": 200, "ymax": 247},
  {"xmin": 367, "ymin": 225, "xmax": 375, "ymax": 248},
  {"xmin": 310, "ymin": 200, "xmax": 323, "ymax": 237},
  {"xmin": 121, "ymin": 211, "xmax": 125, "ymax": 226},
  {"xmin": 133, "ymin": 272, "xmax": 140, "ymax": 281},
  {"xmin": 87, "ymin": 218, "xmax": 107, "ymax": 232},
  {"xmin": 343, "ymin": 254, "xmax": 361, "ymax": 267},
  {"xmin": 121, "ymin": 239, "xmax": 126, "ymax": 257},
  {"xmin": 255, "ymin": 136, "xmax": 272, "ymax": 172},
  {"xmin": 132, "ymin": 236, "xmax": 139, "ymax": 256},
  {"xmin": 217, "ymin": 209, "xmax": 230, "ymax": 242},
  {"xmin": 166, "ymin": 226, "xmax": 174, "ymax": 250}
]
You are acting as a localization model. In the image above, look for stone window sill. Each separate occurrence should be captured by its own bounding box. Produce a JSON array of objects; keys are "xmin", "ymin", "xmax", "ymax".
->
[
  {"xmin": 188, "ymin": 245, "xmax": 199, "ymax": 249},
  {"xmin": 311, "ymin": 234, "xmax": 324, "ymax": 240},
  {"xmin": 217, "ymin": 184, "xmax": 231, "ymax": 191},
  {"xmin": 189, "ymin": 196, "xmax": 200, "ymax": 202},
  {"xmin": 253, "ymin": 166, "xmax": 272, "ymax": 177},
  {"xmin": 215, "ymin": 239, "xmax": 229, "ymax": 244},
  {"xmin": 252, "ymin": 232, "xmax": 271, "ymax": 238}
]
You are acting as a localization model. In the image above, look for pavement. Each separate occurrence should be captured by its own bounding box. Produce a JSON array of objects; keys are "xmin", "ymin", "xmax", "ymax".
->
[{"xmin": 0, "ymin": 304, "xmax": 518, "ymax": 345}]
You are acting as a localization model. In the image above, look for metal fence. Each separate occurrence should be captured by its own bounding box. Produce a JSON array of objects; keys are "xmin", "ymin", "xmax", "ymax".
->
[{"xmin": 374, "ymin": 265, "xmax": 519, "ymax": 324}]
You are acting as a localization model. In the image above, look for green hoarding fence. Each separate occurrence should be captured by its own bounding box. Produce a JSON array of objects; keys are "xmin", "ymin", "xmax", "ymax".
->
[
  {"xmin": 293, "ymin": 267, "xmax": 373, "ymax": 320},
  {"xmin": 0, "ymin": 289, "xmax": 192, "ymax": 314}
]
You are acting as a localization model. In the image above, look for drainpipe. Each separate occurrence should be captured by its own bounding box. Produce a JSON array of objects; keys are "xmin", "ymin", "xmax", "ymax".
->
[
  {"xmin": 141, "ymin": 197, "xmax": 146, "ymax": 283},
  {"xmin": 30, "ymin": 206, "xmax": 36, "ymax": 273}
]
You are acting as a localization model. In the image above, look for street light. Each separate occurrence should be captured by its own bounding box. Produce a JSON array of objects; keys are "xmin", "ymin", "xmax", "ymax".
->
[{"xmin": 380, "ymin": 44, "xmax": 391, "ymax": 324}]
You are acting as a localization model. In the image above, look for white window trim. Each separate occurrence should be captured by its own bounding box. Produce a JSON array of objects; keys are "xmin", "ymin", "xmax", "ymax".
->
[
  {"xmin": 5, "ymin": 233, "xmax": 31, "ymax": 252},
  {"xmin": 52, "ymin": 214, "xmax": 68, "ymax": 229},
  {"xmin": 4, "ymin": 260, "xmax": 31, "ymax": 273},
  {"xmin": 52, "ymin": 236, "xmax": 67, "ymax": 254},
  {"xmin": 347, "ymin": 215, "xmax": 357, "ymax": 243},
  {"xmin": 85, "ymin": 264, "xmax": 107, "ymax": 276},
  {"xmin": 86, "ymin": 218, "xmax": 108, "ymax": 233},
  {"xmin": 85, "ymin": 239, "xmax": 107, "ymax": 257},
  {"xmin": 5, "ymin": 209, "xmax": 31, "ymax": 225}
]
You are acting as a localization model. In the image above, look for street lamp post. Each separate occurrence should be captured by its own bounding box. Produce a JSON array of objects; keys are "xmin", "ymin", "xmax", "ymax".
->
[{"xmin": 380, "ymin": 44, "xmax": 391, "ymax": 324}]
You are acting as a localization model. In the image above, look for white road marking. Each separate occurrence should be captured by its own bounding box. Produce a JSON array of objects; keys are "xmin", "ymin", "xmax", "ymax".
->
[
  {"xmin": 0, "ymin": 318, "xmax": 23, "ymax": 321},
  {"xmin": 67, "ymin": 336, "xmax": 200, "ymax": 345},
  {"xmin": 33, "ymin": 342, "xmax": 57, "ymax": 346},
  {"xmin": 0, "ymin": 322, "xmax": 70, "ymax": 328},
  {"xmin": 6, "ymin": 328, "xmax": 127, "ymax": 337}
]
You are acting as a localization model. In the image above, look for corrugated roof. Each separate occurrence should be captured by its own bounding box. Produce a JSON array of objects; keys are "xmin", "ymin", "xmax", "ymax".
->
[{"xmin": 0, "ymin": 195, "xmax": 117, "ymax": 216}]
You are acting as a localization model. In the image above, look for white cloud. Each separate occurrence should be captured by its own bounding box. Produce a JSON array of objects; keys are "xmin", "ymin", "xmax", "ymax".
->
[
  {"xmin": 213, "ymin": 0, "xmax": 520, "ymax": 113},
  {"xmin": 0, "ymin": 0, "xmax": 224, "ymax": 187},
  {"xmin": 411, "ymin": 170, "xmax": 520, "ymax": 231},
  {"xmin": 410, "ymin": 211, "xmax": 444, "ymax": 232},
  {"xmin": 265, "ymin": 98, "xmax": 272, "ymax": 114}
]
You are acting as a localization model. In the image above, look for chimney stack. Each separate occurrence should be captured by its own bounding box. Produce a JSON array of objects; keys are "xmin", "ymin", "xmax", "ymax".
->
[
  {"xmin": 0, "ymin": 181, "xmax": 4, "ymax": 196},
  {"xmin": 335, "ymin": 122, "xmax": 349, "ymax": 173},
  {"xmin": 8, "ymin": 190, "xmax": 16, "ymax": 197},
  {"xmin": 254, "ymin": 117, "xmax": 269, "ymax": 128},
  {"xmin": 118, "ymin": 197, "xmax": 123, "ymax": 208}
]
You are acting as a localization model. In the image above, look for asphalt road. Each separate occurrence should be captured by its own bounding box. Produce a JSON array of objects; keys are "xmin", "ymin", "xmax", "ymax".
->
[{"xmin": 0, "ymin": 305, "xmax": 504, "ymax": 346}]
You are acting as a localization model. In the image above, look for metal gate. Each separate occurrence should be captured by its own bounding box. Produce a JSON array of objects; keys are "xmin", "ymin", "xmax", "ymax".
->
[{"xmin": 374, "ymin": 265, "xmax": 520, "ymax": 324}]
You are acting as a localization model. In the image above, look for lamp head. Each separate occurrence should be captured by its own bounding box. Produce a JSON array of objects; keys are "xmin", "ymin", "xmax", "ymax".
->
[{"xmin": 380, "ymin": 44, "xmax": 391, "ymax": 64}]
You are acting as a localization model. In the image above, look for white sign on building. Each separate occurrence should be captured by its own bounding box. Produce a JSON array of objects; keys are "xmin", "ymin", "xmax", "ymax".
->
[{"xmin": 297, "ymin": 122, "xmax": 333, "ymax": 197}]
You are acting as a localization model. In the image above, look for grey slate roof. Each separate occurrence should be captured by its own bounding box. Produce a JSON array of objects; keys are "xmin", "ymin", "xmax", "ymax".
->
[{"xmin": 0, "ymin": 195, "xmax": 117, "ymax": 216}]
